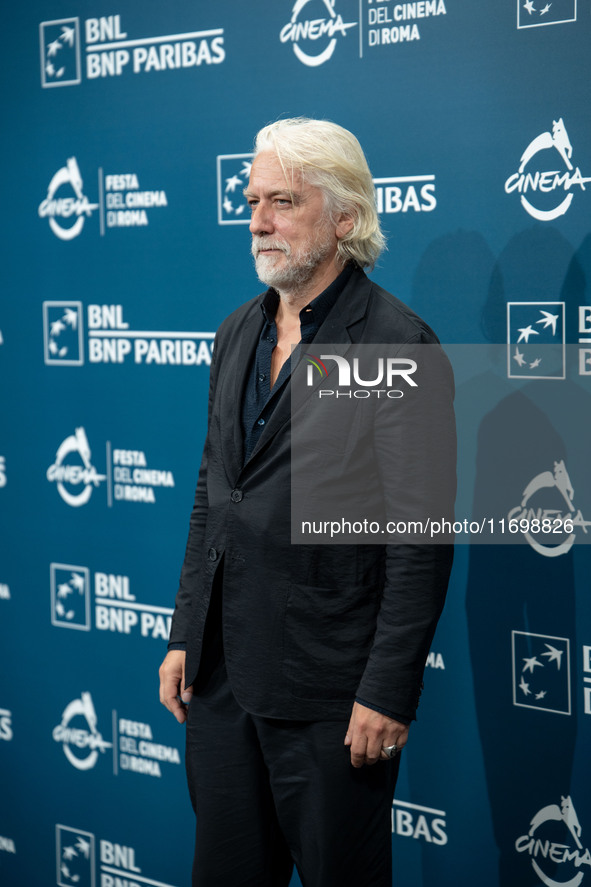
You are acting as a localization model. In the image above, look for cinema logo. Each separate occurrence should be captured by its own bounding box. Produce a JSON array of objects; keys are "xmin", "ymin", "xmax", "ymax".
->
[
  {"xmin": 505, "ymin": 118, "xmax": 591, "ymax": 221},
  {"xmin": 52, "ymin": 692, "xmax": 112, "ymax": 771},
  {"xmin": 38, "ymin": 157, "xmax": 98, "ymax": 241},
  {"xmin": 305, "ymin": 351, "xmax": 418, "ymax": 399},
  {"xmin": 53, "ymin": 697, "xmax": 181, "ymax": 779},
  {"xmin": 50, "ymin": 562, "xmax": 173, "ymax": 640},
  {"xmin": 47, "ymin": 428, "xmax": 176, "ymax": 507},
  {"xmin": 40, "ymin": 14, "xmax": 225, "ymax": 87},
  {"xmin": 39, "ymin": 161, "xmax": 169, "ymax": 239},
  {"xmin": 515, "ymin": 795, "xmax": 590, "ymax": 887},
  {"xmin": 43, "ymin": 302, "xmax": 214, "ymax": 367},
  {"xmin": 280, "ymin": 0, "xmax": 357, "ymax": 67},
  {"xmin": 392, "ymin": 799, "xmax": 447, "ymax": 845},
  {"xmin": 47, "ymin": 428, "xmax": 106, "ymax": 508},
  {"xmin": 507, "ymin": 460, "xmax": 591, "ymax": 557}
]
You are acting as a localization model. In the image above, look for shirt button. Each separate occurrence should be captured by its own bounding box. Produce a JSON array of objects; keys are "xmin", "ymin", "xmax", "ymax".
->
[
  {"xmin": 230, "ymin": 489, "xmax": 243, "ymax": 503},
  {"xmin": 207, "ymin": 548, "xmax": 218, "ymax": 561},
  {"xmin": 258, "ymin": 373, "xmax": 266, "ymax": 382},
  {"xmin": 267, "ymin": 336, "xmax": 275, "ymax": 343},
  {"xmin": 257, "ymin": 418, "xmax": 265, "ymax": 426}
]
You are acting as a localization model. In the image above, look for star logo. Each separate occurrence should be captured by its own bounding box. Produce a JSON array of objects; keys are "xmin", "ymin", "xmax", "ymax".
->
[
  {"xmin": 217, "ymin": 154, "xmax": 254, "ymax": 224},
  {"xmin": 43, "ymin": 302, "xmax": 84, "ymax": 366},
  {"xmin": 517, "ymin": 0, "xmax": 576, "ymax": 27},
  {"xmin": 40, "ymin": 19, "xmax": 81, "ymax": 88},
  {"xmin": 512, "ymin": 631, "xmax": 571, "ymax": 714},
  {"xmin": 56, "ymin": 824, "xmax": 94, "ymax": 887},
  {"xmin": 516, "ymin": 325, "xmax": 539, "ymax": 344},
  {"xmin": 51, "ymin": 563, "xmax": 91, "ymax": 630},
  {"xmin": 507, "ymin": 302, "xmax": 565, "ymax": 379}
]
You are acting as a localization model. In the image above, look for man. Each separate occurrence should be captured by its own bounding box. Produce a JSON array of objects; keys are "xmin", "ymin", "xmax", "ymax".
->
[{"xmin": 159, "ymin": 118, "xmax": 455, "ymax": 886}]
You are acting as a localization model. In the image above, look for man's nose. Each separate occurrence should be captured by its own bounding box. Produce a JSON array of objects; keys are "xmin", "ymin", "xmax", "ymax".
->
[{"xmin": 249, "ymin": 202, "xmax": 273, "ymax": 235}]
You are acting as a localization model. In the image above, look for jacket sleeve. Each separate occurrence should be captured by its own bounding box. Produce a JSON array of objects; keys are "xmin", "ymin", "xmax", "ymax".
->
[
  {"xmin": 355, "ymin": 338, "xmax": 456, "ymax": 720},
  {"xmin": 168, "ymin": 333, "xmax": 220, "ymax": 645}
]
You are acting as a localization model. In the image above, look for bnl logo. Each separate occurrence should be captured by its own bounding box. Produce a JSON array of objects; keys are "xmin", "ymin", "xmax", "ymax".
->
[
  {"xmin": 50, "ymin": 564, "xmax": 91, "ymax": 630},
  {"xmin": 512, "ymin": 631, "xmax": 571, "ymax": 715},
  {"xmin": 56, "ymin": 825, "xmax": 94, "ymax": 887},
  {"xmin": 43, "ymin": 302, "xmax": 84, "ymax": 365},
  {"xmin": 40, "ymin": 19, "xmax": 81, "ymax": 87},
  {"xmin": 507, "ymin": 302, "xmax": 565, "ymax": 379},
  {"xmin": 517, "ymin": 0, "xmax": 576, "ymax": 28},
  {"xmin": 217, "ymin": 154, "xmax": 253, "ymax": 224}
]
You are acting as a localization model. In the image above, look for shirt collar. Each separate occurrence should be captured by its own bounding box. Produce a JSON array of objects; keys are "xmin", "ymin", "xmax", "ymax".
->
[{"xmin": 260, "ymin": 263, "xmax": 354, "ymax": 327}]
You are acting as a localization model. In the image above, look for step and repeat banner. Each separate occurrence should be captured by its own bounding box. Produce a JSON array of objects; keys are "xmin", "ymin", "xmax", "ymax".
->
[{"xmin": 1, "ymin": 2, "xmax": 590, "ymax": 886}]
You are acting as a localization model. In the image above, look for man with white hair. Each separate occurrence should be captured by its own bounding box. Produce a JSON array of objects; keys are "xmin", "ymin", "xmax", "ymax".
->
[{"xmin": 159, "ymin": 118, "xmax": 455, "ymax": 886}]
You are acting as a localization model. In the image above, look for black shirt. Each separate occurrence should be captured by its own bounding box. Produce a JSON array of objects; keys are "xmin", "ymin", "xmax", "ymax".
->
[{"xmin": 241, "ymin": 264, "xmax": 354, "ymax": 464}]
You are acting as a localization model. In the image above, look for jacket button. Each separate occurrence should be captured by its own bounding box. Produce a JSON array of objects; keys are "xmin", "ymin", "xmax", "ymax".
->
[
  {"xmin": 230, "ymin": 489, "xmax": 243, "ymax": 503},
  {"xmin": 207, "ymin": 548, "xmax": 218, "ymax": 561}
]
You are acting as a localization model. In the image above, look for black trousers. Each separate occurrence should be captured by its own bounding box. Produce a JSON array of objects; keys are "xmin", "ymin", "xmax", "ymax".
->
[{"xmin": 185, "ymin": 650, "xmax": 400, "ymax": 887}]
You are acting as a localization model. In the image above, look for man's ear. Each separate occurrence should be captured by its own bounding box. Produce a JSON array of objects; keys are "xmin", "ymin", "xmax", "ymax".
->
[{"xmin": 335, "ymin": 213, "xmax": 354, "ymax": 240}]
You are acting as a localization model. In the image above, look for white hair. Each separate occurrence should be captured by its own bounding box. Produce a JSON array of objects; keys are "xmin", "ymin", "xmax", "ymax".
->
[{"xmin": 254, "ymin": 118, "xmax": 385, "ymax": 269}]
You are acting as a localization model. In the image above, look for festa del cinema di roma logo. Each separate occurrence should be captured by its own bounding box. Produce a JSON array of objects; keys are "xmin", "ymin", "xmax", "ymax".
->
[
  {"xmin": 52, "ymin": 692, "xmax": 112, "ymax": 771},
  {"xmin": 516, "ymin": 795, "xmax": 591, "ymax": 887},
  {"xmin": 508, "ymin": 459, "xmax": 591, "ymax": 557},
  {"xmin": 505, "ymin": 118, "xmax": 591, "ymax": 221},
  {"xmin": 39, "ymin": 159, "xmax": 169, "ymax": 240},
  {"xmin": 280, "ymin": 0, "xmax": 357, "ymax": 67},
  {"xmin": 38, "ymin": 157, "xmax": 98, "ymax": 241},
  {"xmin": 47, "ymin": 428, "xmax": 175, "ymax": 507},
  {"xmin": 46, "ymin": 427, "xmax": 106, "ymax": 507}
]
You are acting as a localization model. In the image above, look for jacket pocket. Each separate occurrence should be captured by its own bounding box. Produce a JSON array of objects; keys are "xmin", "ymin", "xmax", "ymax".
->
[{"xmin": 283, "ymin": 583, "xmax": 379, "ymax": 701}]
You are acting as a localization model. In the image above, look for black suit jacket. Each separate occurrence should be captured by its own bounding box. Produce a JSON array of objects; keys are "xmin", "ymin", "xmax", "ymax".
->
[{"xmin": 170, "ymin": 266, "xmax": 455, "ymax": 721}]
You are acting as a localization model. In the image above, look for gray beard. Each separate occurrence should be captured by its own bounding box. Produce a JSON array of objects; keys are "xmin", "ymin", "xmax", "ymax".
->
[{"xmin": 252, "ymin": 237, "xmax": 334, "ymax": 295}]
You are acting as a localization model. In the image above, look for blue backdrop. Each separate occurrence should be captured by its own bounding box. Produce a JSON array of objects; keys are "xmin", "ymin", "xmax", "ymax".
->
[{"xmin": 1, "ymin": 2, "xmax": 590, "ymax": 886}]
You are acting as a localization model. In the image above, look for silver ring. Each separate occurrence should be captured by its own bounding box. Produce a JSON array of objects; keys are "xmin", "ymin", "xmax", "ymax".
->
[{"xmin": 381, "ymin": 743, "xmax": 399, "ymax": 759}]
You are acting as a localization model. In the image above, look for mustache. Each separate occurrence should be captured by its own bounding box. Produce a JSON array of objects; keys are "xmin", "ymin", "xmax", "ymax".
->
[{"xmin": 251, "ymin": 237, "xmax": 291, "ymax": 259}]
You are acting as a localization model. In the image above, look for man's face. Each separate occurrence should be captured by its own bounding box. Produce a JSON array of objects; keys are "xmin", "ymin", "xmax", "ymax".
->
[{"xmin": 245, "ymin": 152, "xmax": 342, "ymax": 294}]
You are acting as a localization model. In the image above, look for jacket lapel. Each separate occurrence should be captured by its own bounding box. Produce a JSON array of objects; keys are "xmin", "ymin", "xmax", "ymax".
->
[{"xmin": 225, "ymin": 303, "xmax": 263, "ymax": 477}]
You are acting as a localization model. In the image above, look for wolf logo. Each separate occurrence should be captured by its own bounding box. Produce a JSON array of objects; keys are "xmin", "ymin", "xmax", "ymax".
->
[{"xmin": 519, "ymin": 118, "xmax": 573, "ymax": 174}]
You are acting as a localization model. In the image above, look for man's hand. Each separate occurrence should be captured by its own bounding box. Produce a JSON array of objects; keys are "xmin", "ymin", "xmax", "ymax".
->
[
  {"xmin": 159, "ymin": 650, "xmax": 193, "ymax": 724},
  {"xmin": 344, "ymin": 702, "xmax": 409, "ymax": 768}
]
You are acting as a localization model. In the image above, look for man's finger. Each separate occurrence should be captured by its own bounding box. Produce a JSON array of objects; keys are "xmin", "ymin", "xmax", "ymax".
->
[
  {"xmin": 349, "ymin": 732, "xmax": 369, "ymax": 768},
  {"xmin": 158, "ymin": 651, "xmax": 189, "ymax": 724},
  {"xmin": 161, "ymin": 675, "xmax": 187, "ymax": 723}
]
